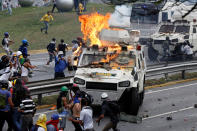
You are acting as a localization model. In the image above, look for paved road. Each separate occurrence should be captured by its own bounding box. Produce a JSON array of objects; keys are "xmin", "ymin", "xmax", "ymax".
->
[{"xmin": 29, "ymin": 80, "xmax": 197, "ymax": 131}]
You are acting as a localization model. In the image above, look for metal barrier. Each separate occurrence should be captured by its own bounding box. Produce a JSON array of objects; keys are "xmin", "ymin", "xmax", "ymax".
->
[{"xmin": 28, "ymin": 62, "xmax": 197, "ymax": 104}]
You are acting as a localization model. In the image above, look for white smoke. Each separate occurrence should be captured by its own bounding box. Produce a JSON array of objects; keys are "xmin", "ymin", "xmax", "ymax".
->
[{"xmin": 108, "ymin": 5, "xmax": 132, "ymax": 28}]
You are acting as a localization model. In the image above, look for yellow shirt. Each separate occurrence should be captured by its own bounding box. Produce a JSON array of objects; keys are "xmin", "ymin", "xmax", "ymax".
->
[{"xmin": 40, "ymin": 14, "xmax": 54, "ymax": 22}]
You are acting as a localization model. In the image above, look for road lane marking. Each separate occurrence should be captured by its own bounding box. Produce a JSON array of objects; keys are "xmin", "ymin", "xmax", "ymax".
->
[
  {"xmin": 145, "ymin": 82, "xmax": 197, "ymax": 95},
  {"xmin": 143, "ymin": 106, "xmax": 194, "ymax": 120},
  {"xmin": 35, "ymin": 110, "xmax": 57, "ymax": 116}
]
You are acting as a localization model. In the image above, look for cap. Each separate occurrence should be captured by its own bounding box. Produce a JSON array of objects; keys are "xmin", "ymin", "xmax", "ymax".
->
[
  {"xmin": 101, "ymin": 92, "xmax": 108, "ymax": 99},
  {"xmin": 51, "ymin": 114, "xmax": 59, "ymax": 120},
  {"xmin": 4, "ymin": 32, "xmax": 9, "ymax": 36},
  {"xmin": 61, "ymin": 86, "xmax": 68, "ymax": 92},
  {"xmin": 22, "ymin": 39, "xmax": 28, "ymax": 44}
]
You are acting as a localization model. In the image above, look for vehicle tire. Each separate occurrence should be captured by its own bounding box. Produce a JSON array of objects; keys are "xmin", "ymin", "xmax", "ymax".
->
[{"xmin": 129, "ymin": 88, "xmax": 140, "ymax": 115}]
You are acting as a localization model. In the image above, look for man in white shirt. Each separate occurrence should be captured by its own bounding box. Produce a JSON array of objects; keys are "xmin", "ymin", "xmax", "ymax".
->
[
  {"xmin": 69, "ymin": 98, "xmax": 94, "ymax": 131},
  {"xmin": 2, "ymin": 32, "xmax": 14, "ymax": 56},
  {"xmin": 183, "ymin": 43, "xmax": 193, "ymax": 60}
]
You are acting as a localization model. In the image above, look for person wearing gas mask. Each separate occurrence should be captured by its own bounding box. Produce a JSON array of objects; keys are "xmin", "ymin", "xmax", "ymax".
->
[{"xmin": 54, "ymin": 51, "xmax": 68, "ymax": 79}]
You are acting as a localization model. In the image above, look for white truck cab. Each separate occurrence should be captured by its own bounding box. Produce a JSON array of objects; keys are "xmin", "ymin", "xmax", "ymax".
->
[{"xmin": 71, "ymin": 29, "xmax": 146, "ymax": 115}]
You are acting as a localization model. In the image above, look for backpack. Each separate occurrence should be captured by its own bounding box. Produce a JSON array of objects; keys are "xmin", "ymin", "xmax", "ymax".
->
[
  {"xmin": 107, "ymin": 101, "xmax": 120, "ymax": 115},
  {"xmin": 0, "ymin": 93, "xmax": 6, "ymax": 109},
  {"xmin": 2, "ymin": 38, "xmax": 5, "ymax": 46}
]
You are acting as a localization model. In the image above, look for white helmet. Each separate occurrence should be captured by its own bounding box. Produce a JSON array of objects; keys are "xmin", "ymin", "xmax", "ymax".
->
[
  {"xmin": 58, "ymin": 51, "xmax": 64, "ymax": 55},
  {"xmin": 16, "ymin": 51, "xmax": 22, "ymax": 56},
  {"xmin": 101, "ymin": 92, "xmax": 108, "ymax": 99}
]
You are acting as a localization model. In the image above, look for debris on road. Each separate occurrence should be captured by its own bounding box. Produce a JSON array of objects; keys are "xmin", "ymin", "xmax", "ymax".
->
[
  {"xmin": 166, "ymin": 116, "xmax": 173, "ymax": 121},
  {"xmin": 194, "ymin": 104, "xmax": 197, "ymax": 108},
  {"xmin": 172, "ymin": 104, "xmax": 175, "ymax": 106},
  {"xmin": 157, "ymin": 98, "xmax": 162, "ymax": 101}
]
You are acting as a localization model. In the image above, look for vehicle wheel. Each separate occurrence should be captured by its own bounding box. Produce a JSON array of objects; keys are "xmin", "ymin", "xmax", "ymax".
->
[{"xmin": 129, "ymin": 88, "xmax": 140, "ymax": 115}]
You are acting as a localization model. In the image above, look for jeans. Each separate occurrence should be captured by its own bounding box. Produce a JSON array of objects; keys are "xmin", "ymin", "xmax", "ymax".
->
[
  {"xmin": 0, "ymin": 111, "xmax": 13, "ymax": 131},
  {"xmin": 51, "ymin": 4, "xmax": 57, "ymax": 13},
  {"xmin": 21, "ymin": 114, "xmax": 33, "ymax": 131},
  {"xmin": 48, "ymin": 53, "xmax": 54, "ymax": 62},
  {"xmin": 41, "ymin": 21, "xmax": 49, "ymax": 33},
  {"xmin": 59, "ymin": 109, "xmax": 69, "ymax": 129},
  {"xmin": 74, "ymin": 0, "xmax": 79, "ymax": 10},
  {"xmin": 12, "ymin": 108, "xmax": 22, "ymax": 131},
  {"xmin": 72, "ymin": 117, "xmax": 82, "ymax": 131},
  {"xmin": 8, "ymin": 7, "xmax": 12, "ymax": 15}
]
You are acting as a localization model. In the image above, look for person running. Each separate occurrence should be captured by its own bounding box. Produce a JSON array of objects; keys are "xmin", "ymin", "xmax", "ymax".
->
[
  {"xmin": 19, "ymin": 92, "xmax": 36, "ymax": 131},
  {"xmin": 0, "ymin": 80, "xmax": 14, "ymax": 131},
  {"xmin": 21, "ymin": 58, "xmax": 36, "ymax": 83},
  {"xmin": 96, "ymin": 92, "xmax": 120, "ymax": 131},
  {"xmin": 46, "ymin": 38, "xmax": 56, "ymax": 65},
  {"xmin": 2, "ymin": 32, "xmax": 14, "ymax": 56},
  {"xmin": 56, "ymin": 86, "xmax": 69, "ymax": 130},
  {"xmin": 40, "ymin": 11, "xmax": 54, "ymax": 34},
  {"xmin": 7, "ymin": 0, "xmax": 12, "ymax": 15},
  {"xmin": 57, "ymin": 39, "xmax": 68, "ymax": 57},
  {"xmin": 69, "ymin": 98, "xmax": 94, "ymax": 131},
  {"xmin": 54, "ymin": 51, "xmax": 68, "ymax": 79},
  {"xmin": 18, "ymin": 39, "xmax": 30, "ymax": 58},
  {"xmin": 51, "ymin": 0, "xmax": 57, "ymax": 13}
]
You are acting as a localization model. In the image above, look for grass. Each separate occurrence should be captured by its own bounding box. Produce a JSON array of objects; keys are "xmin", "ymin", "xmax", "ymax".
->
[{"xmin": 0, "ymin": 3, "xmax": 114, "ymax": 52}]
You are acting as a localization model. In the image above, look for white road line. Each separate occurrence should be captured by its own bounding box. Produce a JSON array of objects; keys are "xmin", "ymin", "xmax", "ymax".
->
[
  {"xmin": 35, "ymin": 110, "xmax": 57, "ymax": 116},
  {"xmin": 143, "ymin": 106, "xmax": 194, "ymax": 120},
  {"xmin": 145, "ymin": 82, "xmax": 197, "ymax": 95}
]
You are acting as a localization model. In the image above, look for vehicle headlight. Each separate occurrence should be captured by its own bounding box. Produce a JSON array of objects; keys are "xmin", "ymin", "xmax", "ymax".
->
[
  {"xmin": 118, "ymin": 81, "xmax": 130, "ymax": 87},
  {"xmin": 74, "ymin": 77, "xmax": 85, "ymax": 85}
]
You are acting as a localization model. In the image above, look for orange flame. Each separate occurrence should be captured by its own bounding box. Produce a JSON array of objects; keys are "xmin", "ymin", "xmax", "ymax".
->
[{"xmin": 79, "ymin": 12, "xmax": 111, "ymax": 47}]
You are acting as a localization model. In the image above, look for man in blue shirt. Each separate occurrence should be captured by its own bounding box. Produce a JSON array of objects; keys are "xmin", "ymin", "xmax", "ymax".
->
[
  {"xmin": 0, "ymin": 80, "xmax": 14, "ymax": 131},
  {"xmin": 54, "ymin": 51, "xmax": 68, "ymax": 79},
  {"xmin": 18, "ymin": 39, "xmax": 29, "ymax": 58}
]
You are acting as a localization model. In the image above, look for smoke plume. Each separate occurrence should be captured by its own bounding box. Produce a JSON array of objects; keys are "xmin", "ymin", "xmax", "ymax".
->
[{"xmin": 108, "ymin": 5, "xmax": 132, "ymax": 28}]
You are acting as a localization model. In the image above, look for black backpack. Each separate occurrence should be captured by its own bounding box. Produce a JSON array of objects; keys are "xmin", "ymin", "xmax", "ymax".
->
[
  {"xmin": 2, "ymin": 38, "xmax": 5, "ymax": 46},
  {"xmin": 107, "ymin": 101, "xmax": 120, "ymax": 115}
]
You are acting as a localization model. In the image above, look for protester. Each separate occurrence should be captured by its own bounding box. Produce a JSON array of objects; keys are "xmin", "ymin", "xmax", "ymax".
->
[
  {"xmin": 0, "ymin": 80, "xmax": 14, "ymax": 131},
  {"xmin": 74, "ymin": 0, "xmax": 79, "ymax": 12},
  {"xmin": 0, "ymin": 62, "xmax": 14, "ymax": 81},
  {"xmin": 32, "ymin": 114, "xmax": 47, "ymax": 131},
  {"xmin": 40, "ymin": 11, "xmax": 54, "ymax": 34},
  {"xmin": 54, "ymin": 51, "xmax": 68, "ymax": 79},
  {"xmin": 0, "ymin": 55, "xmax": 10, "ymax": 70},
  {"xmin": 46, "ymin": 38, "xmax": 56, "ymax": 65},
  {"xmin": 57, "ymin": 86, "xmax": 69, "ymax": 130},
  {"xmin": 69, "ymin": 98, "xmax": 94, "ymax": 131},
  {"xmin": 72, "ymin": 40, "xmax": 79, "ymax": 52},
  {"xmin": 7, "ymin": 0, "xmax": 12, "ymax": 15},
  {"xmin": 183, "ymin": 42, "xmax": 193, "ymax": 60},
  {"xmin": 96, "ymin": 92, "xmax": 120, "ymax": 131},
  {"xmin": 16, "ymin": 51, "xmax": 25, "ymax": 65},
  {"xmin": 69, "ymin": 89, "xmax": 82, "ymax": 131},
  {"xmin": 57, "ymin": 39, "xmax": 68, "ymax": 57},
  {"xmin": 19, "ymin": 92, "xmax": 36, "ymax": 131},
  {"xmin": 21, "ymin": 58, "xmax": 36, "ymax": 83},
  {"xmin": 12, "ymin": 78, "xmax": 28, "ymax": 131},
  {"xmin": 47, "ymin": 114, "xmax": 60, "ymax": 131},
  {"xmin": 51, "ymin": 0, "xmax": 57, "ymax": 13},
  {"xmin": 2, "ymin": 0, "xmax": 7, "ymax": 11},
  {"xmin": 2, "ymin": 32, "xmax": 14, "ymax": 56},
  {"xmin": 18, "ymin": 39, "xmax": 30, "ymax": 58},
  {"xmin": 162, "ymin": 36, "xmax": 170, "ymax": 60},
  {"xmin": 11, "ymin": 54, "xmax": 21, "ymax": 77}
]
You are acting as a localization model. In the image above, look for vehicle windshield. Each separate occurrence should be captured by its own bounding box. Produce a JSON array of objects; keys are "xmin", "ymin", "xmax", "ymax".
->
[
  {"xmin": 159, "ymin": 25, "xmax": 174, "ymax": 33},
  {"xmin": 175, "ymin": 26, "xmax": 190, "ymax": 34},
  {"xmin": 79, "ymin": 52, "xmax": 136, "ymax": 70}
]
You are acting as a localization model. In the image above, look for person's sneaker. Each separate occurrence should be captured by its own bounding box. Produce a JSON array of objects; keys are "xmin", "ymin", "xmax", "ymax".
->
[
  {"xmin": 41, "ymin": 28, "xmax": 43, "ymax": 32},
  {"xmin": 45, "ymin": 31, "xmax": 48, "ymax": 34}
]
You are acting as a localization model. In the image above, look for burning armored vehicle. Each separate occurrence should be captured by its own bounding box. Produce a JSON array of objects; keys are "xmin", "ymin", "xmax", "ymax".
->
[{"xmin": 71, "ymin": 12, "xmax": 146, "ymax": 115}]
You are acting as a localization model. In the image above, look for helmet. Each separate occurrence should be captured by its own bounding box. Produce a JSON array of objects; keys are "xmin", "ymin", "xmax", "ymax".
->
[
  {"xmin": 4, "ymin": 32, "xmax": 9, "ymax": 36},
  {"xmin": 16, "ymin": 51, "xmax": 22, "ymax": 56},
  {"xmin": 12, "ymin": 54, "xmax": 17, "ymax": 57},
  {"xmin": 1, "ymin": 55, "xmax": 7, "ymax": 61},
  {"xmin": 58, "ymin": 51, "xmax": 64, "ymax": 55},
  {"xmin": 22, "ymin": 39, "xmax": 28, "ymax": 45},
  {"xmin": 0, "ymin": 80, "xmax": 9, "ymax": 89},
  {"xmin": 61, "ymin": 86, "xmax": 68, "ymax": 92},
  {"xmin": 101, "ymin": 92, "xmax": 108, "ymax": 99}
]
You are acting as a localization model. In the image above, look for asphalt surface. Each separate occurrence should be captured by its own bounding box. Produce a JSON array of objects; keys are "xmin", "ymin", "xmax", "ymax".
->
[{"xmin": 27, "ymin": 80, "xmax": 197, "ymax": 131}]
